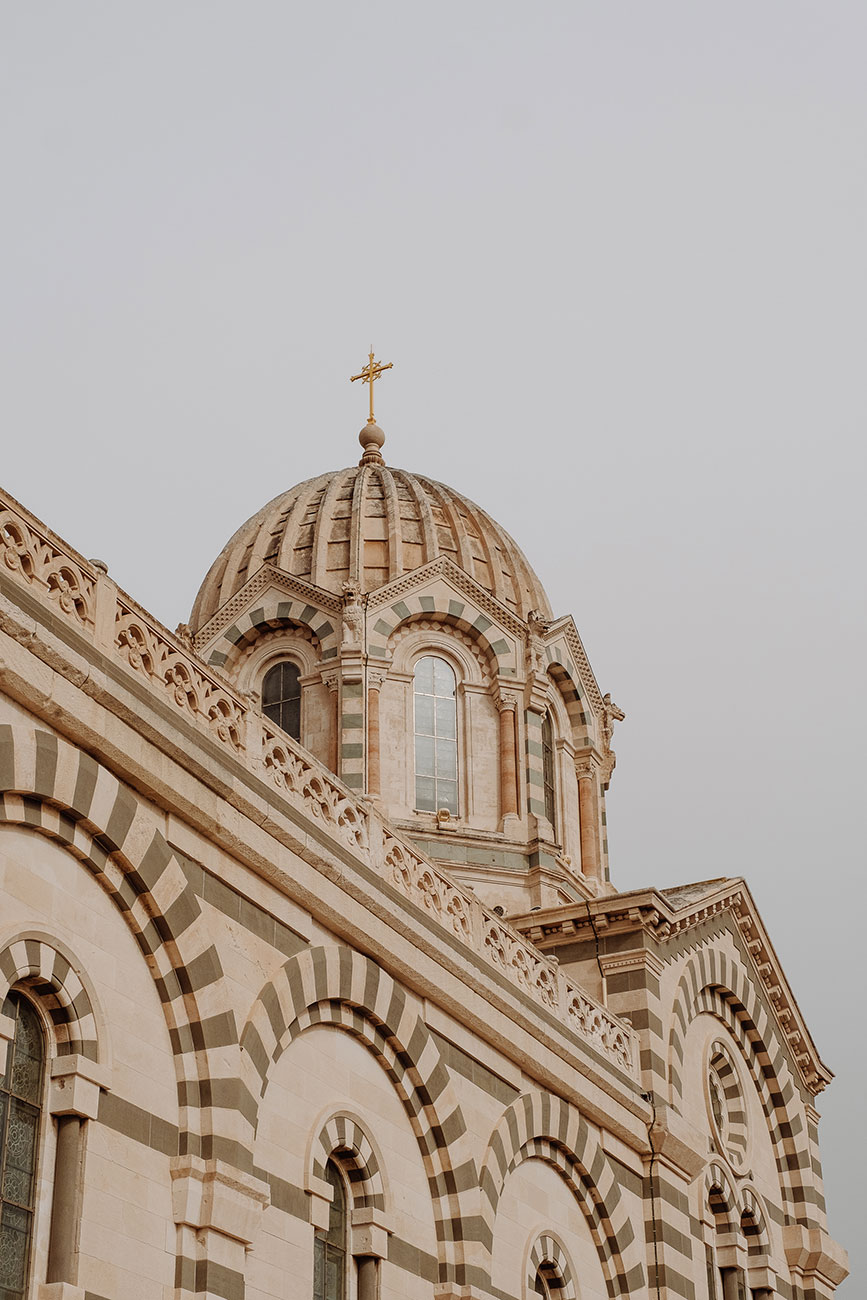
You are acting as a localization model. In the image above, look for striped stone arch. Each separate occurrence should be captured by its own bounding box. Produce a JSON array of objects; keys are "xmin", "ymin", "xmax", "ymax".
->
[
  {"xmin": 370, "ymin": 595, "xmax": 516, "ymax": 675},
  {"xmin": 739, "ymin": 1185, "xmax": 771, "ymax": 1258},
  {"xmin": 526, "ymin": 1231, "xmax": 578, "ymax": 1299},
  {"xmin": 667, "ymin": 946, "xmax": 809, "ymax": 1223},
  {"xmin": 240, "ymin": 944, "xmax": 478, "ymax": 1287},
  {"xmin": 205, "ymin": 596, "xmax": 337, "ymax": 670},
  {"xmin": 480, "ymin": 1092, "xmax": 646, "ymax": 1298},
  {"xmin": 309, "ymin": 1111, "xmax": 387, "ymax": 1211},
  {"xmin": 0, "ymin": 725, "xmax": 238, "ymax": 1165},
  {"xmin": 705, "ymin": 1160, "xmax": 738, "ymax": 1228},
  {"xmin": 709, "ymin": 1038, "xmax": 749, "ymax": 1171},
  {"xmin": 544, "ymin": 656, "xmax": 591, "ymax": 746},
  {"xmin": 0, "ymin": 932, "xmax": 102, "ymax": 1062}
]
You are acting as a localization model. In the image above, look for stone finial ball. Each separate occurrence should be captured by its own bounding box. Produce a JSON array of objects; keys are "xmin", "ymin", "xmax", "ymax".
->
[{"xmin": 359, "ymin": 422, "xmax": 386, "ymax": 455}]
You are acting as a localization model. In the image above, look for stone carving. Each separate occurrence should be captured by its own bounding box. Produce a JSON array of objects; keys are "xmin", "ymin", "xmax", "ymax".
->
[
  {"xmin": 566, "ymin": 990, "xmax": 633, "ymax": 1072},
  {"xmin": 599, "ymin": 692, "xmax": 625, "ymax": 787},
  {"xmin": 261, "ymin": 724, "xmax": 368, "ymax": 852},
  {"xmin": 526, "ymin": 608, "xmax": 549, "ymax": 676},
  {"xmin": 341, "ymin": 579, "xmax": 363, "ymax": 649},
  {"xmin": 381, "ymin": 831, "xmax": 633, "ymax": 1071},
  {"xmin": 0, "ymin": 506, "xmax": 95, "ymax": 626},
  {"xmin": 115, "ymin": 604, "xmax": 245, "ymax": 751}
]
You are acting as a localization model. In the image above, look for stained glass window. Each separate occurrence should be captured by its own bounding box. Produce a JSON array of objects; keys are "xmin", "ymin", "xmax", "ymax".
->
[
  {"xmin": 1, "ymin": 992, "xmax": 45, "ymax": 1300},
  {"xmin": 413, "ymin": 656, "xmax": 458, "ymax": 815},
  {"xmin": 541, "ymin": 712, "xmax": 556, "ymax": 831},
  {"xmin": 262, "ymin": 661, "xmax": 301, "ymax": 741},
  {"xmin": 312, "ymin": 1159, "xmax": 347, "ymax": 1300}
]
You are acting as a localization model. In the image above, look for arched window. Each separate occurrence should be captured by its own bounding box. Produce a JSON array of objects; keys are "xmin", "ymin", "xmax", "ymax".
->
[
  {"xmin": 262, "ymin": 661, "xmax": 301, "ymax": 741},
  {"xmin": 313, "ymin": 1159, "xmax": 347, "ymax": 1300},
  {"xmin": 413, "ymin": 655, "xmax": 457, "ymax": 814},
  {"xmin": 541, "ymin": 711, "xmax": 556, "ymax": 830},
  {"xmin": 1, "ymin": 991, "xmax": 46, "ymax": 1300}
]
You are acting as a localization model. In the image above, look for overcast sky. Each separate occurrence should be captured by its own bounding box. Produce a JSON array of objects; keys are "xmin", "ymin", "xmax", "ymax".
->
[{"xmin": 1, "ymin": 3, "xmax": 864, "ymax": 1289}]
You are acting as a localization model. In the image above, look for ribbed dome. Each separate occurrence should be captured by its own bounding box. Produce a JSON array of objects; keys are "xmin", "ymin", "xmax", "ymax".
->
[{"xmin": 191, "ymin": 463, "xmax": 552, "ymax": 631}]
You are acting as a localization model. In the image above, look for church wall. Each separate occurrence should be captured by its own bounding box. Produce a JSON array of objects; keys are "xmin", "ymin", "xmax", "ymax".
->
[
  {"xmin": 0, "ymin": 825, "xmax": 178, "ymax": 1299},
  {"xmin": 490, "ymin": 1158, "xmax": 610, "ymax": 1300}
]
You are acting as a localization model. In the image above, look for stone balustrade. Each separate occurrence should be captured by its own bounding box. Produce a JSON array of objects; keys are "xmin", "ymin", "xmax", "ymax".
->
[{"xmin": 0, "ymin": 486, "xmax": 638, "ymax": 1079}]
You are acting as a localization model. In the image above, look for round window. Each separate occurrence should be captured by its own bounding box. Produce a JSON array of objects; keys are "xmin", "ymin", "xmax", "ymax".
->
[{"xmin": 706, "ymin": 1040, "xmax": 749, "ymax": 1172}]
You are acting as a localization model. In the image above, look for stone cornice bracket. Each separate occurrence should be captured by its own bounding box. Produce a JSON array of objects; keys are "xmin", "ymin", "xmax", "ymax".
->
[
  {"xmin": 783, "ymin": 1224, "xmax": 849, "ymax": 1290},
  {"xmin": 170, "ymin": 1156, "xmax": 270, "ymax": 1247},
  {"xmin": 647, "ymin": 1098, "xmax": 707, "ymax": 1182},
  {"xmin": 48, "ymin": 1055, "xmax": 112, "ymax": 1120}
]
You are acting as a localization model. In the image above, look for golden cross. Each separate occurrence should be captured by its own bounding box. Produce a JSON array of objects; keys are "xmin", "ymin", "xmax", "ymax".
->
[{"xmin": 350, "ymin": 347, "xmax": 393, "ymax": 425}]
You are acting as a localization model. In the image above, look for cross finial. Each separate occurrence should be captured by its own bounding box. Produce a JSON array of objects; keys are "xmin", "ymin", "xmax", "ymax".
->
[{"xmin": 350, "ymin": 346, "xmax": 393, "ymax": 426}]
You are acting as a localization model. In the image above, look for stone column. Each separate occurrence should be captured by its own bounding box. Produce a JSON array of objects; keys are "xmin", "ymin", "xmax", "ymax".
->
[
  {"xmin": 366, "ymin": 672, "xmax": 386, "ymax": 798},
  {"xmin": 496, "ymin": 692, "xmax": 519, "ymax": 819},
  {"xmin": 322, "ymin": 671, "xmax": 340, "ymax": 775},
  {"xmin": 40, "ymin": 1055, "xmax": 111, "ymax": 1300},
  {"xmin": 575, "ymin": 757, "xmax": 600, "ymax": 882},
  {"xmin": 352, "ymin": 1207, "xmax": 390, "ymax": 1300}
]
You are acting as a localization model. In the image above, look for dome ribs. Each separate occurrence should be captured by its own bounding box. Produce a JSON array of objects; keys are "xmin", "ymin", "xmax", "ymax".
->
[
  {"xmin": 394, "ymin": 469, "xmax": 440, "ymax": 570},
  {"xmin": 377, "ymin": 466, "xmax": 403, "ymax": 583},
  {"xmin": 276, "ymin": 477, "xmax": 327, "ymax": 581},
  {"xmin": 191, "ymin": 463, "xmax": 553, "ymax": 626},
  {"xmin": 310, "ymin": 469, "xmax": 350, "ymax": 589}
]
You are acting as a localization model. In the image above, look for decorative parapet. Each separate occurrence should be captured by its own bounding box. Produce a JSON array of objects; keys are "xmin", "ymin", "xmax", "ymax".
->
[
  {"xmin": 0, "ymin": 485, "xmax": 638, "ymax": 1080},
  {"xmin": 380, "ymin": 831, "xmax": 636, "ymax": 1077}
]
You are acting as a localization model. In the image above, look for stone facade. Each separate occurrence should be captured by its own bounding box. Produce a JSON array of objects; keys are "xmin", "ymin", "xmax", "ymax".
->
[{"xmin": 0, "ymin": 436, "xmax": 847, "ymax": 1300}]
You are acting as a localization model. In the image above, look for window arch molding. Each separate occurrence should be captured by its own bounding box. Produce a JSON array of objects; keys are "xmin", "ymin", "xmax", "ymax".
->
[
  {"xmin": 0, "ymin": 928, "xmax": 110, "ymax": 1070},
  {"xmin": 524, "ymin": 1229, "xmax": 579, "ymax": 1299},
  {"xmin": 390, "ymin": 625, "xmax": 484, "ymax": 686},
  {"xmin": 304, "ymin": 1107, "xmax": 392, "ymax": 1216},
  {"xmin": 235, "ymin": 629, "xmax": 321, "ymax": 698}
]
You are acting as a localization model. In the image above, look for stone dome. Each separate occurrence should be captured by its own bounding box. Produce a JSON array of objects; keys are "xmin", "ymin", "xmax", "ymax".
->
[{"xmin": 190, "ymin": 462, "xmax": 553, "ymax": 631}]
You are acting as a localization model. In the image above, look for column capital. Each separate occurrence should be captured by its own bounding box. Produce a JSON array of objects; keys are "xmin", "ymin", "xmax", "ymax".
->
[
  {"xmin": 495, "ymin": 688, "xmax": 519, "ymax": 713},
  {"xmin": 49, "ymin": 1055, "xmax": 111, "ymax": 1120},
  {"xmin": 351, "ymin": 1206, "xmax": 392, "ymax": 1259}
]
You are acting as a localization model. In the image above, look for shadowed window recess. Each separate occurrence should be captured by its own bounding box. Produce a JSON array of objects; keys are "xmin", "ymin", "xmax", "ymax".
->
[
  {"xmin": 413, "ymin": 655, "xmax": 458, "ymax": 815},
  {"xmin": 262, "ymin": 660, "xmax": 301, "ymax": 741},
  {"xmin": 313, "ymin": 1159, "xmax": 348, "ymax": 1300},
  {"xmin": 0, "ymin": 992, "xmax": 45, "ymax": 1300},
  {"xmin": 541, "ymin": 710, "xmax": 557, "ymax": 831}
]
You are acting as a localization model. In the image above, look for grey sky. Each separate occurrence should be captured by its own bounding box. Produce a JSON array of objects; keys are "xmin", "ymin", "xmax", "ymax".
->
[{"xmin": 2, "ymin": 2, "xmax": 864, "ymax": 1289}]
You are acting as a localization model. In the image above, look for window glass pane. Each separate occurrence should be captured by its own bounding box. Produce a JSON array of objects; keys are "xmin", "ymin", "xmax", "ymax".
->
[
  {"xmin": 435, "ymin": 697, "xmax": 456, "ymax": 738},
  {"xmin": 0, "ymin": 994, "xmax": 43, "ymax": 1300},
  {"xmin": 312, "ymin": 1234, "xmax": 326, "ymax": 1300},
  {"xmin": 415, "ymin": 736, "xmax": 435, "ymax": 778},
  {"xmin": 414, "ymin": 655, "xmax": 434, "ymax": 694},
  {"xmin": 415, "ymin": 777, "xmax": 436, "ymax": 812},
  {"xmin": 435, "ymin": 738, "xmax": 457, "ymax": 780},
  {"xmin": 0, "ymin": 1201, "xmax": 31, "ymax": 1293},
  {"xmin": 414, "ymin": 655, "xmax": 459, "ymax": 814},
  {"xmin": 414, "ymin": 695, "xmax": 434, "ymax": 735},
  {"xmin": 433, "ymin": 657, "xmax": 455, "ymax": 697},
  {"xmin": 2, "ymin": 1103, "xmax": 38, "ymax": 1207},
  {"xmin": 436, "ymin": 780, "xmax": 457, "ymax": 814},
  {"xmin": 262, "ymin": 662, "xmax": 301, "ymax": 741}
]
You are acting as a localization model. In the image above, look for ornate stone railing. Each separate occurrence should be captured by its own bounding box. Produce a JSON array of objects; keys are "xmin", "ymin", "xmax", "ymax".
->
[{"xmin": 0, "ymin": 486, "xmax": 638, "ymax": 1077}]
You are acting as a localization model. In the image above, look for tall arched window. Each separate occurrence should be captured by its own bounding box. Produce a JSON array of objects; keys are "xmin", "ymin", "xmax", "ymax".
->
[
  {"xmin": 313, "ymin": 1158, "xmax": 347, "ymax": 1300},
  {"xmin": 413, "ymin": 655, "xmax": 458, "ymax": 814},
  {"xmin": 541, "ymin": 711, "xmax": 556, "ymax": 830},
  {"xmin": 1, "ymin": 991, "xmax": 46, "ymax": 1300},
  {"xmin": 262, "ymin": 661, "xmax": 301, "ymax": 741}
]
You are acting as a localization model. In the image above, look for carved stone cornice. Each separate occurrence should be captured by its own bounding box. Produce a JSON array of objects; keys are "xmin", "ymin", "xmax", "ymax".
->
[{"xmin": 510, "ymin": 878, "xmax": 834, "ymax": 1096}]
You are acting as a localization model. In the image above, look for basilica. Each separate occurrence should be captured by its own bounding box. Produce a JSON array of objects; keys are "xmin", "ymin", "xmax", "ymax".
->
[{"xmin": 0, "ymin": 369, "xmax": 847, "ymax": 1300}]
